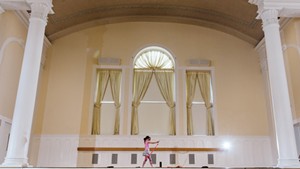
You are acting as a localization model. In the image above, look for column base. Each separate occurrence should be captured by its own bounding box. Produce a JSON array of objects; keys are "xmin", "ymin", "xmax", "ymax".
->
[
  {"xmin": 277, "ymin": 158, "xmax": 300, "ymax": 168},
  {"xmin": 1, "ymin": 157, "xmax": 30, "ymax": 168}
]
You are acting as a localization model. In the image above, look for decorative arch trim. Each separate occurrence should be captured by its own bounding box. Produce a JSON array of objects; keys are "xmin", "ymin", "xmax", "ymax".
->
[{"xmin": 0, "ymin": 37, "xmax": 25, "ymax": 65}]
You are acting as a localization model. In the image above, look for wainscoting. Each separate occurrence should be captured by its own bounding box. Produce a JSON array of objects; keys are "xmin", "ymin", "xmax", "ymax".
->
[
  {"xmin": 30, "ymin": 135, "xmax": 276, "ymax": 168},
  {"xmin": 30, "ymin": 135, "xmax": 79, "ymax": 167},
  {"xmin": 0, "ymin": 115, "xmax": 11, "ymax": 164}
]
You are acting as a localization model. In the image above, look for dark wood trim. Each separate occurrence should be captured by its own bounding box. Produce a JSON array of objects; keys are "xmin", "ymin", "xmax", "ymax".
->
[{"xmin": 77, "ymin": 147, "xmax": 224, "ymax": 152}]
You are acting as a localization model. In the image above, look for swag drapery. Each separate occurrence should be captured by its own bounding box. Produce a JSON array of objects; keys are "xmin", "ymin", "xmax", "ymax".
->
[
  {"xmin": 186, "ymin": 71, "xmax": 214, "ymax": 136},
  {"xmin": 91, "ymin": 69, "xmax": 122, "ymax": 135},
  {"xmin": 131, "ymin": 70, "xmax": 176, "ymax": 135}
]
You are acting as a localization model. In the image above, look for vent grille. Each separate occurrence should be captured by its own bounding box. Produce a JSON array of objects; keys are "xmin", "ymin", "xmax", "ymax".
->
[
  {"xmin": 112, "ymin": 154, "xmax": 118, "ymax": 164},
  {"xmin": 151, "ymin": 154, "xmax": 156, "ymax": 164},
  {"xmin": 170, "ymin": 154, "xmax": 176, "ymax": 164},
  {"xmin": 92, "ymin": 153, "xmax": 98, "ymax": 164},
  {"xmin": 131, "ymin": 154, "xmax": 137, "ymax": 164},
  {"xmin": 188, "ymin": 59, "xmax": 211, "ymax": 66},
  {"xmin": 189, "ymin": 154, "xmax": 195, "ymax": 164},
  {"xmin": 208, "ymin": 154, "xmax": 214, "ymax": 164},
  {"xmin": 98, "ymin": 57, "xmax": 121, "ymax": 65}
]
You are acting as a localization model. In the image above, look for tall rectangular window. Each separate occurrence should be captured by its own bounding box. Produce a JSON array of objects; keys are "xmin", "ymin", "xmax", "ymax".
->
[
  {"xmin": 91, "ymin": 69, "xmax": 122, "ymax": 135},
  {"xmin": 186, "ymin": 70, "xmax": 215, "ymax": 136}
]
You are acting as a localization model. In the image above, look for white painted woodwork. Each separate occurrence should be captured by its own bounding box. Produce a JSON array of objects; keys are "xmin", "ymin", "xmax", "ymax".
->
[
  {"xmin": 0, "ymin": 116, "xmax": 11, "ymax": 164},
  {"xmin": 30, "ymin": 135, "xmax": 274, "ymax": 168}
]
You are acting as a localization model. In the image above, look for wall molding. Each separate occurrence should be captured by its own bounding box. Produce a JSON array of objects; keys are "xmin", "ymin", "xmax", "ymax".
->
[
  {"xmin": 0, "ymin": 37, "xmax": 25, "ymax": 65},
  {"xmin": 294, "ymin": 118, "xmax": 300, "ymax": 125},
  {"xmin": 282, "ymin": 43, "xmax": 300, "ymax": 56},
  {"xmin": 0, "ymin": 114, "xmax": 12, "ymax": 124}
]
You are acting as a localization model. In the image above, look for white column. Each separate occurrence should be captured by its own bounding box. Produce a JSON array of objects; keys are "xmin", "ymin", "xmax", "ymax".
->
[
  {"xmin": 1, "ymin": 1, "xmax": 52, "ymax": 167},
  {"xmin": 0, "ymin": 5, "xmax": 4, "ymax": 14},
  {"xmin": 261, "ymin": 9, "xmax": 300, "ymax": 168},
  {"xmin": 256, "ymin": 42, "xmax": 278, "ymax": 165}
]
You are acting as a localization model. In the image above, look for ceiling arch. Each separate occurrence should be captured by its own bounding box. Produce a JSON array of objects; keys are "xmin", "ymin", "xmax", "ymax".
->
[{"xmin": 46, "ymin": 0, "xmax": 263, "ymax": 45}]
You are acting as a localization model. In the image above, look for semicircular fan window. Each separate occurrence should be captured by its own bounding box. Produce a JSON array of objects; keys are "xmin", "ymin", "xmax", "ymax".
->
[{"xmin": 134, "ymin": 48, "xmax": 174, "ymax": 70}]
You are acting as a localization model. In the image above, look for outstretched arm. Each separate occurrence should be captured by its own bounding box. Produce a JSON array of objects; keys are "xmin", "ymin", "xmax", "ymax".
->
[{"xmin": 148, "ymin": 140, "xmax": 159, "ymax": 144}]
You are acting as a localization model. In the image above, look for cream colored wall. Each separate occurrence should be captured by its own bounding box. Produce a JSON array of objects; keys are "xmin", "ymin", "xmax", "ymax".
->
[
  {"xmin": 39, "ymin": 33, "xmax": 90, "ymax": 134},
  {"xmin": 0, "ymin": 11, "xmax": 27, "ymax": 119},
  {"xmin": 282, "ymin": 19, "xmax": 300, "ymax": 122},
  {"xmin": 38, "ymin": 22, "xmax": 269, "ymax": 136}
]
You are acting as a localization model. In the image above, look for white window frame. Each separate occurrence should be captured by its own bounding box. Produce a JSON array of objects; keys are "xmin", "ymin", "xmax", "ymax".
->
[
  {"xmin": 88, "ymin": 65, "xmax": 125, "ymax": 135},
  {"xmin": 182, "ymin": 66, "xmax": 218, "ymax": 136}
]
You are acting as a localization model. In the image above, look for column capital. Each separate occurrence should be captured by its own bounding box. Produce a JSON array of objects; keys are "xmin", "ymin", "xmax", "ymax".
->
[
  {"xmin": 249, "ymin": 0, "xmax": 300, "ymax": 18},
  {"xmin": 27, "ymin": 0, "xmax": 53, "ymax": 22},
  {"xmin": 0, "ymin": 0, "xmax": 53, "ymax": 18},
  {"xmin": 260, "ymin": 9, "xmax": 279, "ymax": 28}
]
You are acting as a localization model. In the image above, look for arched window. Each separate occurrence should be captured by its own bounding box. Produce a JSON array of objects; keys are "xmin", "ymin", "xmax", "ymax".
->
[
  {"xmin": 134, "ymin": 47, "xmax": 174, "ymax": 69},
  {"xmin": 131, "ymin": 46, "xmax": 176, "ymax": 135}
]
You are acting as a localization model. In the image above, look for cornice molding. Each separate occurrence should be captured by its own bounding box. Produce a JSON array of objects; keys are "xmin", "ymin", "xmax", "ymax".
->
[
  {"xmin": 14, "ymin": 10, "xmax": 29, "ymax": 27},
  {"xmin": 279, "ymin": 17, "xmax": 291, "ymax": 30},
  {"xmin": 46, "ymin": 3, "xmax": 262, "ymax": 45},
  {"xmin": 0, "ymin": 0, "xmax": 30, "ymax": 11},
  {"xmin": 49, "ymin": 4, "xmax": 255, "ymax": 28},
  {"xmin": 48, "ymin": 15, "xmax": 258, "ymax": 46},
  {"xmin": 249, "ymin": 0, "xmax": 300, "ymax": 18},
  {"xmin": 0, "ymin": 0, "xmax": 54, "ymax": 13}
]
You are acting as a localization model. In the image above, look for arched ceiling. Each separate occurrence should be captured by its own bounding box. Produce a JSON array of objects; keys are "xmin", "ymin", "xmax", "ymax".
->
[{"xmin": 46, "ymin": 0, "xmax": 263, "ymax": 45}]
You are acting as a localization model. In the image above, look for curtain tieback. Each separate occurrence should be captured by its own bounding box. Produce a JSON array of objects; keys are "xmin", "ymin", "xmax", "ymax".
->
[
  {"xmin": 207, "ymin": 104, "xmax": 213, "ymax": 109},
  {"xmin": 94, "ymin": 103, "xmax": 101, "ymax": 108},
  {"xmin": 186, "ymin": 104, "xmax": 192, "ymax": 109},
  {"xmin": 116, "ymin": 104, "xmax": 121, "ymax": 109},
  {"xmin": 170, "ymin": 103, "xmax": 175, "ymax": 109},
  {"xmin": 132, "ymin": 103, "xmax": 139, "ymax": 107}
]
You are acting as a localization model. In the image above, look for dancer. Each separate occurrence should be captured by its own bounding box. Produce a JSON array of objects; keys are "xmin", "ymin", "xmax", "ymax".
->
[{"xmin": 142, "ymin": 136, "xmax": 159, "ymax": 167}]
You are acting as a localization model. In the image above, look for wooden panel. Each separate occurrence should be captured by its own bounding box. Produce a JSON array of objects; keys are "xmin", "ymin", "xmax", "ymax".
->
[{"xmin": 77, "ymin": 147, "xmax": 224, "ymax": 152}]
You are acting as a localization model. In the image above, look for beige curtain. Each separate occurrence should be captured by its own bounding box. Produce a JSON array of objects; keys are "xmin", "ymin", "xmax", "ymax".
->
[
  {"xmin": 109, "ymin": 70, "xmax": 122, "ymax": 135},
  {"xmin": 131, "ymin": 71, "xmax": 153, "ymax": 135},
  {"xmin": 186, "ymin": 72, "xmax": 197, "ymax": 135},
  {"xmin": 154, "ymin": 71, "xmax": 176, "ymax": 135},
  {"xmin": 197, "ymin": 72, "xmax": 214, "ymax": 135},
  {"xmin": 91, "ymin": 70, "xmax": 110, "ymax": 135}
]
